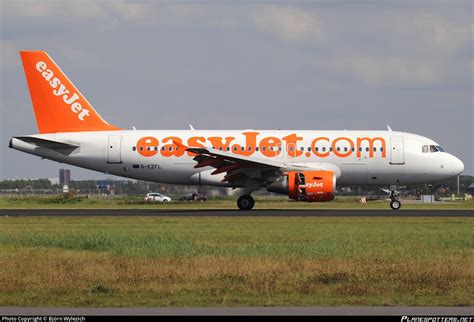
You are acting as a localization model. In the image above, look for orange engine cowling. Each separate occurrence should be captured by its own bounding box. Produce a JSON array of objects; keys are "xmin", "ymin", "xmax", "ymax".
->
[{"xmin": 267, "ymin": 170, "xmax": 336, "ymax": 202}]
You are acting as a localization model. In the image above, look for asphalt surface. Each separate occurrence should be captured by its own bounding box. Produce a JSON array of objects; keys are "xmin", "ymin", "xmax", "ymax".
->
[
  {"xmin": 0, "ymin": 209, "xmax": 473, "ymax": 217},
  {"xmin": 1, "ymin": 306, "xmax": 473, "ymax": 316}
]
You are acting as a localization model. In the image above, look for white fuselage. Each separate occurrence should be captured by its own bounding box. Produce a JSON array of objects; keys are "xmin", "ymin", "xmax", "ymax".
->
[{"xmin": 10, "ymin": 129, "xmax": 464, "ymax": 188}]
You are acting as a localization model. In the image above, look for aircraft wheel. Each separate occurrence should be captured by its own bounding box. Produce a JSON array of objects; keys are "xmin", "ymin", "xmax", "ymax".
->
[
  {"xmin": 390, "ymin": 200, "xmax": 401, "ymax": 210},
  {"xmin": 237, "ymin": 195, "xmax": 255, "ymax": 210}
]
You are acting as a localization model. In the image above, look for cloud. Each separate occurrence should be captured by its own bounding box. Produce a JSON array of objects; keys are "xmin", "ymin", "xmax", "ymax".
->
[
  {"xmin": 314, "ymin": 56, "xmax": 443, "ymax": 86},
  {"xmin": 4, "ymin": 1, "xmax": 108, "ymax": 21},
  {"xmin": 306, "ymin": 7, "xmax": 471, "ymax": 88},
  {"xmin": 168, "ymin": 4, "xmax": 205, "ymax": 18},
  {"xmin": 2, "ymin": 1, "xmax": 161, "ymax": 27},
  {"xmin": 253, "ymin": 5, "xmax": 324, "ymax": 42},
  {"xmin": 2, "ymin": 1, "xmax": 211, "ymax": 27},
  {"xmin": 392, "ymin": 12, "xmax": 471, "ymax": 56}
]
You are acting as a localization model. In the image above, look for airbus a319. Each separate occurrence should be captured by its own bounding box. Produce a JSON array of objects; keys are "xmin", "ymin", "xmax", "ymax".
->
[{"xmin": 9, "ymin": 51, "xmax": 464, "ymax": 210}]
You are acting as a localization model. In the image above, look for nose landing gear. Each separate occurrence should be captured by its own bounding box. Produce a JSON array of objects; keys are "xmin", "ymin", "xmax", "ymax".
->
[
  {"xmin": 389, "ymin": 186, "xmax": 401, "ymax": 210},
  {"xmin": 390, "ymin": 199, "xmax": 401, "ymax": 210}
]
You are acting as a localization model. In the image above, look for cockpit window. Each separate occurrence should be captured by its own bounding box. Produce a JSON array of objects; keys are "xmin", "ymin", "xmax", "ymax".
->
[{"xmin": 423, "ymin": 144, "xmax": 445, "ymax": 153}]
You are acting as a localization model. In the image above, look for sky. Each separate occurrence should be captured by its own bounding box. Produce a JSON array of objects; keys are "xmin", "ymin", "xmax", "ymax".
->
[{"xmin": 0, "ymin": 0, "xmax": 472, "ymax": 180}]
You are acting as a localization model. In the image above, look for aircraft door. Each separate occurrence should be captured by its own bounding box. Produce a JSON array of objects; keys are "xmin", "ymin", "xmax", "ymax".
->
[
  {"xmin": 107, "ymin": 135, "xmax": 122, "ymax": 164},
  {"xmin": 389, "ymin": 136, "xmax": 405, "ymax": 165}
]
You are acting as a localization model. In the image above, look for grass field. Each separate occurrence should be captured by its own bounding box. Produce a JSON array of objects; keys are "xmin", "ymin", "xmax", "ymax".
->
[
  {"xmin": 0, "ymin": 195, "xmax": 473, "ymax": 209},
  {"xmin": 0, "ymin": 215, "xmax": 472, "ymax": 307}
]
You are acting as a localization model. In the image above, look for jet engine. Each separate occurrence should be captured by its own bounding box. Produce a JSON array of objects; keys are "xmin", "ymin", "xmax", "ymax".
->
[{"xmin": 267, "ymin": 170, "xmax": 336, "ymax": 202}]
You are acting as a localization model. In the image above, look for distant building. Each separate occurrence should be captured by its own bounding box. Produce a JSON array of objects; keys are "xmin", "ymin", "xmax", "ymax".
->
[{"xmin": 59, "ymin": 169, "xmax": 70, "ymax": 186}]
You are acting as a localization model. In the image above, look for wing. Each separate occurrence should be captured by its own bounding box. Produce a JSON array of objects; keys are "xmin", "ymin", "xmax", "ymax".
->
[{"xmin": 173, "ymin": 140, "xmax": 322, "ymax": 185}]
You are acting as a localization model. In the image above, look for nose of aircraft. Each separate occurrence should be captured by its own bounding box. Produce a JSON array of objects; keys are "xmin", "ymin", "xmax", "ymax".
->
[{"xmin": 449, "ymin": 154, "xmax": 464, "ymax": 176}]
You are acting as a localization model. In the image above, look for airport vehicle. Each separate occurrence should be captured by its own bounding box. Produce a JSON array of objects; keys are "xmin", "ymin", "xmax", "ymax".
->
[
  {"xmin": 144, "ymin": 192, "xmax": 171, "ymax": 202},
  {"xmin": 179, "ymin": 193, "xmax": 208, "ymax": 202},
  {"xmin": 9, "ymin": 51, "xmax": 464, "ymax": 210}
]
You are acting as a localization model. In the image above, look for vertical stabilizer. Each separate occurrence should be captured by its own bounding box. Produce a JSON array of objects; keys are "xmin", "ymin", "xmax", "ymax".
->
[{"xmin": 20, "ymin": 51, "xmax": 121, "ymax": 133}]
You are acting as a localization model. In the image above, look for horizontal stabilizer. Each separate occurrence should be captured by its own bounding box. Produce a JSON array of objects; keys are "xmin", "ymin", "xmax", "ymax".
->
[{"xmin": 13, "ymin": 136, "xmax": 79, "ymax": 150}]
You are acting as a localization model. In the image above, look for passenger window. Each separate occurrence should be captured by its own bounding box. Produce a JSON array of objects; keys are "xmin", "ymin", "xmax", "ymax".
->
[
  {"xmin": 307, "ymin": 147, "xmax": 311, "ymax": 152},
  {"xmin": 365, "ymin": 147, "xmax": 369, "ymax": 152},
  {"xmin": 344, "ymin": 147, "xmax": 348, "ymax": 152},
  {"xmin": 322, "ymin": 147, "xmax": 326, "ymax": 152},
  {"xmin": 256, "ymin": 147, "xmax": 259, "ymax": 152},
  {"xmin": 132, "ymin": 146, "xmax": 136, "ymax": 151}
]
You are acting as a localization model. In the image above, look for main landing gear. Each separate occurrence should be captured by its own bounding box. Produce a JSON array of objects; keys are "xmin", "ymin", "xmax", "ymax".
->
[
  {"xmin": 389, "ymin": 186, "xmax": 401, "ymax": 210},
  {"xmin": 237, "ymin": 179, "xmax": 259, "ymax": 210},
  {"xmin": 237, "ymin": 195, "xmax": 255, "ymax": 210}
]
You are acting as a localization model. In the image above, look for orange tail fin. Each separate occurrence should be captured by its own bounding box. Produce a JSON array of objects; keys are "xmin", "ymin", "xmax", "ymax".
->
[{"xmin": 20, "ymin": 51, "xmax": 121, "ymax": 133}]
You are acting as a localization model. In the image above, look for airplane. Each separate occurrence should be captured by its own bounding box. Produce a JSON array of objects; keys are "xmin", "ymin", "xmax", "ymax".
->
[{"xmin": 9, "ymin": 51, "xmax": 464, "ymax": 210}]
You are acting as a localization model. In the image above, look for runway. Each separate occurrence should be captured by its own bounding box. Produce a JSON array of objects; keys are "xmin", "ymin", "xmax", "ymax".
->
[
  {"xmin": 1, "ymin": 306, "xmax": 473, "ymax": 316},
  {"xmin": 1, "ymin": 208, "xmax": 473, "ymax": 217}
]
